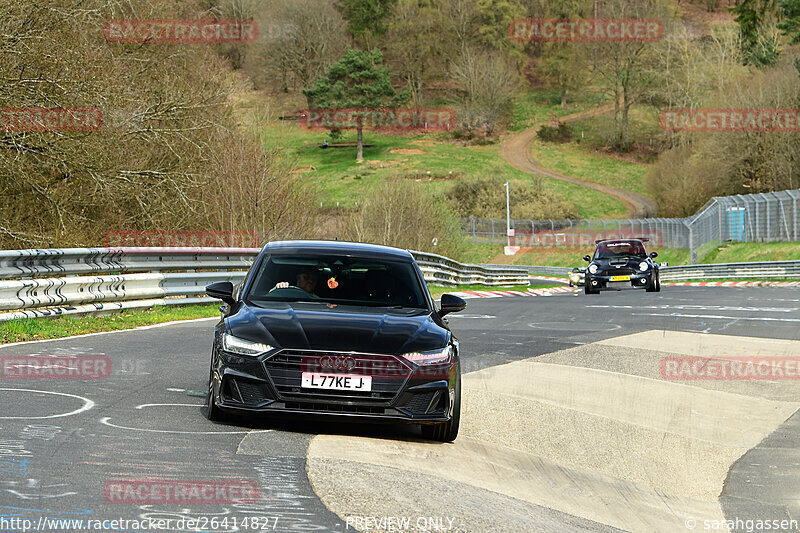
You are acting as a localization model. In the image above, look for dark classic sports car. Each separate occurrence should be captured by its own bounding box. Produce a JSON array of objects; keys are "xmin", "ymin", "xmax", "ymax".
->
[
  {"xmin": 203, "ymin": 240, "xmax": 467, "ymax": 442},
  {"xmin": 583, "ymin": 238, "xmax": 661, "ymax": 294}
]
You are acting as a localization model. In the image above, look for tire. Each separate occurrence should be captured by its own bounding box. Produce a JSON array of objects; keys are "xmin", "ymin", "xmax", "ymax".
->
[
  {"xmin": 655, "ymin": 273, "xmax": 662, "ymax": 292},
  {"xmin": 204, "ymin": 359, "xmax": 229, "ymax": 422},
  {"xmin": 569, "ymin": 280, "xmax": 574, "ymax": 287},
  {"xmin": 422, "ymin": 367, "xmax": 460, "ymax": 442},
  {"xmin": 584, "ymin": 281, "xmax": 599, "ymax": 295},
  {"xmin": 646, "ymin": 274, "xmax": 657, "ymax": 292}
]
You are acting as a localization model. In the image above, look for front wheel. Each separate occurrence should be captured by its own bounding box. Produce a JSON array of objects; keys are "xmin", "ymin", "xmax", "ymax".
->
[
  {"xmin": 421, "ymin": 367, "xmax": 460, "ymax": 442},
  {"xmin": 584, "ymin": 280, "xmax": 599, "ymax": 295},
  {"xmin": 203, "ymin": 359, "xmax": 229, "ymax": 422}
]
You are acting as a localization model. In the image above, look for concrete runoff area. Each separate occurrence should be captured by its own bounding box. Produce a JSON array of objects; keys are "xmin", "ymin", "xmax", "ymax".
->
[{"xmin": 301, "ymin": 330, "xmax": 800, "ymax": 532}]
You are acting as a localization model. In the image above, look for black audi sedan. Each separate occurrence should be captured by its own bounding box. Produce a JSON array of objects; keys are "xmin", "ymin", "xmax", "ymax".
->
[
  {"xmin": 203, "ymin": 240, "xmax": 467, "ymax": 442},
  {"xmin": 583, "ymin": 238, "xmax": 661, "ymax": 294}
]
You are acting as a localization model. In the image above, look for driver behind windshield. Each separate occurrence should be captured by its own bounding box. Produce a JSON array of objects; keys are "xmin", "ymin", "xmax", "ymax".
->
[
  {"xmin": 273, "ymin": 269, "xmax": 320, "ymax": 297},
  {"xmin": 596, "ymin": 242, "xmax": 646, "ymax": 258}
]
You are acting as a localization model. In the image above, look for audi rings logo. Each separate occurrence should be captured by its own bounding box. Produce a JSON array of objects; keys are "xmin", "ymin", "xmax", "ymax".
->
[{"xmin": 318, "ymin": 356, "xmax": 357, "ymax": 372}]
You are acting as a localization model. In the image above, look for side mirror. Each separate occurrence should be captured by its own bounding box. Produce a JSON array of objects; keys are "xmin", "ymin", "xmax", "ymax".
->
[
  {"xmin": 583, "ymin": 255, "xmax": 591, "ymax": 261},
  {"xmin": 439, "ymin": 293, "xmax": 467, "ymax": 317},
  {"xmin": 649, "ymin": 251, "xmax": 658, "ymax": 258},
  {"xmin": 206, "ymin": 281, "xmax": 235, "ymax": 306}
]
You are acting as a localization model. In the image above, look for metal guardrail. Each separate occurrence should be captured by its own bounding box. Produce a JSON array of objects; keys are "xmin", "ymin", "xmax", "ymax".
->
[
  {"xmin": 504, "ymin": 265, "xmax": 573, "ymax": 276},
  {"xmin": 660, "ymin": 261, "xmax": 800, "ymax": 281},
  {"xmin": 0, "ymin": 247, "xmax": 530, "ymax": 321}
]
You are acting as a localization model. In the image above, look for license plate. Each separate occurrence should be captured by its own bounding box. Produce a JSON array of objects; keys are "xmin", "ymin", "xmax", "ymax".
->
[
  {"xmin": 610, "ymin": 275, "xmax": 630, "ymax": 281},
  {"xmin": 301, "ymin": 372, "xmax": 372, "ymax": 391}
]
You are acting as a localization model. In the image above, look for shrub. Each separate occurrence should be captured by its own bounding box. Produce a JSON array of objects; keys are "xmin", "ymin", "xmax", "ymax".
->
[
  {"xmin": 448, "ymin": 176, "xmax": 578, "ymax": 220},
  {"xmin": 346, "ymin": 181, "xmax": 467, "ymax": 258},
  {"xmin": 536, "ymin": 123, "xmax": 574, "ymax": 143}
]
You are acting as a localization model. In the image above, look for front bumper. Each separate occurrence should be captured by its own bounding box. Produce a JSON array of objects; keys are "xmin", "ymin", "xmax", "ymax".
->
[
  {"xmin": 586, "ymin": 272, "xmax": 651, "ymax": 290},
  {"xmin": 210, "ymin": 347, "xmax": 457, "ymax": 424}
]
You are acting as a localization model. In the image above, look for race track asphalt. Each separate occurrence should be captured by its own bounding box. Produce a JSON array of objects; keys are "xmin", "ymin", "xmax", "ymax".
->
[{"xmin": 1, "ymin": 286, "xmax": 799, "ymax": 532}]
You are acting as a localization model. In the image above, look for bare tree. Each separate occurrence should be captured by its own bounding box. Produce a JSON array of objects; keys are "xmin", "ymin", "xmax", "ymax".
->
[
  {"xmin": 257, "ymin": 0, "xmax": 349, "ymax": 94},
  {"xmin": 385, "ymin": 0, "xmax": 443, "ymax": 107},
  {"xmin": 0, "ymin": 0, "xmax": 305, "ymax": 247},
  {"xmin": 592, "ymin": 0, "xmax": 674, "ymax": 148},
  {"xmin": 450, "ymin": 47, "xmax": 521, "ymax": 136}
]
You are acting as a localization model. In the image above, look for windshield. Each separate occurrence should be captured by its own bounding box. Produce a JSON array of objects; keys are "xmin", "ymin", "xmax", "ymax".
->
[
  {"xmin": 245, "ymin": 253, "xmax": 428, "ymax": 309},
  {"xmin": 594, "ymin": 241, "xmax": 647, "ymax": 259}
]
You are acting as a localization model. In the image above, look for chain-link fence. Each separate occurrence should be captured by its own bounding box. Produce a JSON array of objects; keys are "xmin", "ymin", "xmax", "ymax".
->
[{"xmin": 463, "ymin": 189, "xmax": 800, "ymax": 264}]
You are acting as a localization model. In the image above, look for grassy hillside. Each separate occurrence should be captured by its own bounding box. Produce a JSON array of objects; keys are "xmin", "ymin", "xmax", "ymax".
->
[{"xmin": 235, "ymin": 90, "xmax": 631, "ymax": 220}]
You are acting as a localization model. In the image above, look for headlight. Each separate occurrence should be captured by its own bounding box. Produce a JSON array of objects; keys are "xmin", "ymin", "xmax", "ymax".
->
[
  {"xmin": 588, "ymin": 264, "xmax": 598, "ymax": 274},
  {"xmin": 639, "ymin": 261, "xmax": 648, "ymax": 271},
  {"xmin": 402, "ymin": 346, "xmax": 453, "ymax": 366},
  {"xmin": 221, "ymin": 333, "xmax": 273, "ymax": 356}
]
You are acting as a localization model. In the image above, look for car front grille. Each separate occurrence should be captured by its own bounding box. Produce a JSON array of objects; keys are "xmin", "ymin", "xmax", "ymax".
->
[
  {"xmin": 263, "ymin": 350, "xmax": 412, "ymax": 406},
  {"xmin": 604, "ymin": 267, "xmax": 635, "ymax": 276}
]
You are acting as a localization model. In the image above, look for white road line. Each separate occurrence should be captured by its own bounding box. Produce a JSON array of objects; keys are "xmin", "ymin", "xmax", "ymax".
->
[
  {"xmin": 135, "ymin": 403, "xmax": 203, "ymax": 410},
  {"xmin": 0, "ymin": 317, "xmax": 218, "ymax": 349},
  {"xmin": 100, "ymin": 416, "xmax": 272, "ymax": 435},
  {"xmin": 640, "ymin": 313, "xmax": 800, "ymax": 322},
  {"xmin": 0, "ymin": 388, "xmax": 95, "ymax": 419},
  {"xmin": 586, "ymin": 305, "xmax": 798, "ymax": 313}
]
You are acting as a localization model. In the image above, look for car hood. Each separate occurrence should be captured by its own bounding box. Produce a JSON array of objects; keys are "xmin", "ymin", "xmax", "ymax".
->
[{"xmin": 227, "ymin": 302, "xmax": 449, "ymax": 354}]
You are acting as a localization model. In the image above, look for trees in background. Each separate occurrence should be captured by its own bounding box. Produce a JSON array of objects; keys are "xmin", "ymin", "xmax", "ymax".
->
[
  {"xmin": 450, "ymin": 48, "xmax": 521, "ymax": 137},
  {"xmin": 336, "ymin": 0, "xmax": 397, "ymax": 50},
  {"xmin": 648, "ymin": 60, "xmax": 800, "ymax": 216},
  {"xmin": 730, "ymin": 0, "xmax": 781, "ymax": 66},
  {"xmin": 255, "ymin": 0, "xmax": 349, "ymax": 93},
  {"xmin": 384, "ymin": 0, "xmax": 443, "ymax": 107},
  {"xmin": 0, "ymin": 0, "xmax": 313, "ymax": 248},
  {"xmin": 591, "ymin": 0, "xmax": 675, "ymax": 148}
]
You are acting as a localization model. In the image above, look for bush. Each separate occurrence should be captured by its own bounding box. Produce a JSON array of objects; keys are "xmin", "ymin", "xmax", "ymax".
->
[
  {"xmin": 448, "ymin": 176, "xmax": 578, "ymax": 220},
  {"xmin": 536, "ymin": 123, "xmax": 573, "ymax": 143},
  {"xmin": 346, "ymin": 181, "xmax": 467, "ymax": 258}
]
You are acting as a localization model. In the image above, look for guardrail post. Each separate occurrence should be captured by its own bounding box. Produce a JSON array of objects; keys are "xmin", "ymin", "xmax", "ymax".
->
[{"xmin": 471, "ymin": 217, "xmax": 476, "ymax": 243}]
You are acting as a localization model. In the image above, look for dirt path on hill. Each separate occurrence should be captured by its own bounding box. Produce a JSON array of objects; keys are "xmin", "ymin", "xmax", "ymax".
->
[{"xmin": 499, "ymin": 103, "xmax": 658, "ymax": 218}]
